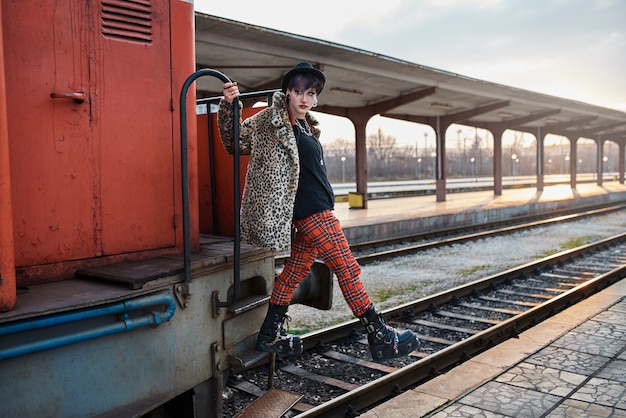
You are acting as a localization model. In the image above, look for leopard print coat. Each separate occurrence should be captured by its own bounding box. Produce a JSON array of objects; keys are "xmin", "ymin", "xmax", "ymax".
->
[{"xmin": 218, "ymin": 91, "xmax": 321, "ymax": 251}]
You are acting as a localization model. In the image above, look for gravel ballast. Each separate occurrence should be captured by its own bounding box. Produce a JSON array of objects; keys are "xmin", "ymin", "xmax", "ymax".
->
[{"xmin": 287, "ymin": 212, "xmax": 626, "ymax": 333}]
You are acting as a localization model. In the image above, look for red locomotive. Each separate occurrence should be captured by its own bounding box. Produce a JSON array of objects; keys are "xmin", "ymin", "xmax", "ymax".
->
[{"xmin": 0, "ymin": 1, "xmax": 278, "ymax": 416}]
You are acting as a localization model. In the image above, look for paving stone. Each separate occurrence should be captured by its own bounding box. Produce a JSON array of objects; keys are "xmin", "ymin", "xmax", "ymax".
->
[
  {"xmin": 551, "ymin": 331, "xmax": 623, "ymax": 357},
  {"xmin": 526, "ymin": 346, "xmax": 610, "ymax": 375},
  {"xmin": 496, "ymin": 362, "xmax": 586, "ymax": 397},
  {"xmin": 457, "ymin": 381, "xmax": 561, "ymax": 417},
  {"xmin": 415, "ymin": 358, "xmax": 505, "ymax": 400},
  {"xmin": 358, "ymin": 389, "xmax": 446, "ymax": 418},
  {"xmin": 379, "ymin": 292, "xmax": 626, "ymax": 418},
  {"xmin": 573, "ymin": 319, "xmax": 626, "ymax": 341},
  {"xmin": 545, "ymin": 399, "xmax": 625, "ymax": 418},
  {"xmin": 596, "ymin": 359, "xmax": 626, "ymax": 383},
  {"xmin": 592, "ymin": 309, "xmax": 626, "ymax": 325},
  {"xmin": 570, "ymin": 377, "xmax": 626, "ymax": 410},
  {"xmin": 607, "ymin": 299, "xmax": 626, "ymax": 313},
  {"xmin": 429, "ymin": 403, "xmax": 511, "ymax": 417}
]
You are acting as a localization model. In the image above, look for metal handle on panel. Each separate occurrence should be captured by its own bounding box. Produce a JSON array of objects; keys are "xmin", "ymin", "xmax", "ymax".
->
[{"xmin": 50, "ymin": 92, "xmax": 87, "ymax": 103}]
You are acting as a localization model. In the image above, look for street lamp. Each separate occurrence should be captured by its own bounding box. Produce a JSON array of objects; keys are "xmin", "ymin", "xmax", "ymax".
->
[
  {"xmin": 415, "ymin": 140, "xmax": 419, "ymax": 178},
  {"xmin": 341, "ymin": 155, "xmax": 346, "ymax": 183},
  {"xmin": 431, "ymin": 152, "xmax": 436, "ymax": 180},
  {"xmin": 511, "ymin": 153, "xmax": 517, "ymax": 180},
  {"xmin": 548, "ymin": 158, "xmax": 552, "ymax": 175},
  {"xmin": 417, "ymin": 158, "xmax": 422, "ymax": 179},
  {"xmin": 470, "ymin": 157, "xmax": 476, "ymax": 182},
  {"xmin": 579, "ymin": 159, "xmax": 583, "ymax": 178},
  {"xmin": 457, "ymin": 129, "xmax": 465, "ymax": 175}
]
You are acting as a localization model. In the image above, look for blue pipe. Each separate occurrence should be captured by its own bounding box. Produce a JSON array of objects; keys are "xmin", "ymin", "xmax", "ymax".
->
[{"xmin": 0, "ymin": 292, "xmax": 176, "ymax": 360}]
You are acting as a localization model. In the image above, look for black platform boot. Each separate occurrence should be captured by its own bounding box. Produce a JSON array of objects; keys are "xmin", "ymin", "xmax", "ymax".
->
[
  {"xmin": 256, "ymin": 303, "xmax": 303, "ymax": 355},
  {"xmin": 358, "ymin": 305, "xmax": 420, "ymax": 362}
]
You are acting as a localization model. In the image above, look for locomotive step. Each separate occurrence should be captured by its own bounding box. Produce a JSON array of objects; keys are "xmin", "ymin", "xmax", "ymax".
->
[
  {"xmin": 233, "ymin": 387, "xmax": 302, "ymax": 418},
  {"xmin": 228, "ymin": 347, "xmax": 268, "ymax": 369},
  {"xmin": 226, "ymin": 294, "xmax": 270, "ymax": 315}
]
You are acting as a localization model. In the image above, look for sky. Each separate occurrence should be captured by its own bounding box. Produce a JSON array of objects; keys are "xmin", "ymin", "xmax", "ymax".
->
[{"xmin": 194, "ymin": 0, "xmax": 626, "ymax": 147}]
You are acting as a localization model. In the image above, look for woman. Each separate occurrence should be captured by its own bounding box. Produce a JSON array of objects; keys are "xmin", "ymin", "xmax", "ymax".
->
[{"xmin": 218, "ymin": 62, "xmax": 419, "ymax": 362}]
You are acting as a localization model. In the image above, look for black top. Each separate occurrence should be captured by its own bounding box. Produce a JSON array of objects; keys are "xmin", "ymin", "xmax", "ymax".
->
[{"xmin": 293, "ymin": 121, "xmax": 334, "ymax": 220}]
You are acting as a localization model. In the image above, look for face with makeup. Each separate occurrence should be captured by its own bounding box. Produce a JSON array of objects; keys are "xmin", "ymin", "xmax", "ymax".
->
[{"xmin": 284, "ymin": 73, "xmax": 323, "ymax": 119}]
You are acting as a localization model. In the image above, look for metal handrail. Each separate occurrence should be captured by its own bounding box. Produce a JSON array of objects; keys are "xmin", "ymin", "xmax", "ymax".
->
[
  {"xmin": 180, "ymin": 73, "xmax": 278, "ymax": 309},
  {"xmin": 179, "ymin": 69, "xmax": 240, "ymax": 308},
  {"xmin": 195, "ymin": 88, "xmax": 278, "ymax": 105}
]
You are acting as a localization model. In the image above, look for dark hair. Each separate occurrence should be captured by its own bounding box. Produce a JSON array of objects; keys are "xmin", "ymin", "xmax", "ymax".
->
[{"xmin": 285, "ymin": 73, "xmax": 324, "ymax": 95}]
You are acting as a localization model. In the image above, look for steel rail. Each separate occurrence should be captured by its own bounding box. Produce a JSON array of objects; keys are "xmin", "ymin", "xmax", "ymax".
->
[
  {"xmin": 275, "ymin": 203, "xmax": 625, "ymax": 267},
  {"xmin": 295, "ymin": 232, "xmax": 626, "ymax": 417},
  {"xmin": 362, "ymin": 204, "xmax": 625, "ymax": 265},
  {"xmin": 300, "ymin": 231, "xmax": 625, "ymax": 351}
]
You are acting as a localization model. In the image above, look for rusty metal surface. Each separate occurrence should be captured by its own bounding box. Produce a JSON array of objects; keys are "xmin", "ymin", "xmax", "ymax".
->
[{"xmin": 234, "ymin": 388, "xmax": 302, "ymax": 418}]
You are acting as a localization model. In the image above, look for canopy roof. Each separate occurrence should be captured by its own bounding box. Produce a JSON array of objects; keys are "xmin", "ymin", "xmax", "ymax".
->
[{"xmin": 195, "ymin": 13, "xmax": 626, "ymax": 142}]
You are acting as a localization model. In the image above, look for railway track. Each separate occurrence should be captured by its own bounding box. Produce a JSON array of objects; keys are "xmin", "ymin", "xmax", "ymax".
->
[
  {"xmin": 226, "ymin": 230, "xmax": 626, "ymax": 417},
  {"xmin": 276, "ymin": 203, "xmax": 625, "ymax": 266}
]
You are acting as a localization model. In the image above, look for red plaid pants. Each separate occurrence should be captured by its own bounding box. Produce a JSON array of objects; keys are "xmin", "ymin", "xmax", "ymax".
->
[{"xmin": 270, "ymin": 210, "xmax": 371, "ymax": 317}]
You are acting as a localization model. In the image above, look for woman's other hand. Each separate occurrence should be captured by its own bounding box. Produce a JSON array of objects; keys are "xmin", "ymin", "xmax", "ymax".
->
[{"xmin": 223, "ymin": 82, "xmax": 239, "ymax": 103}]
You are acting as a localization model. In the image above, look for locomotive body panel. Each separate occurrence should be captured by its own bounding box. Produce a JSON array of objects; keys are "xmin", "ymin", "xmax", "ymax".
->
[
  {"xmin": 2, "ymin": 0, "xmax": 195, "ymax": 286},
  {"xmin": 0, "ymin": 1, "xmax": 275, "ymax": 415}
]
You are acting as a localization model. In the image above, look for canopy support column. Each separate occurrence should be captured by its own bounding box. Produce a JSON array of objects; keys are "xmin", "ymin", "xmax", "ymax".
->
[{"xmin": 491, "ymin": 127, "xmax": 505, "ymax": 195}]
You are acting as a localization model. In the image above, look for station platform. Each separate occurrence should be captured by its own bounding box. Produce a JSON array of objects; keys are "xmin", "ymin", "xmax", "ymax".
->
[
  {"xmin": 333, "ymin": 182, "xmax": 626, "ymax": 244},
  {"xmin": 359, "ymin": 278, "xmax": 626, "ymax": 417},
  {"xmin": 332, "ymin": 182, "xmax": 626, "ymax": 417}
]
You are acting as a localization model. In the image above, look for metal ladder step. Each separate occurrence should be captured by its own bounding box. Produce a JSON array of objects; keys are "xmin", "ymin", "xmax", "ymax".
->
[
  {"xmin": 228, "ymin": 347, "xmax": 268, "ymax": 369},
  {"xmin": 233, "ymin": 387, "xmax": 302, "ymax": 418},
  {"xmin": 227, "ymin": 294, "xmax": 270, "ymax": 315}
]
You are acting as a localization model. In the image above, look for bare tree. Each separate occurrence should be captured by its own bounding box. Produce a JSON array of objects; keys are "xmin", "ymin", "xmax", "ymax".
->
[
  {"xmin": 367, "ymin": 128, "xmax": 397, "ymax": 178},
  {"xmin": 323, "ymin": 137, "xmax": 355, "ymax": 183},
  {"xmin": 324, "ymin": 137, "xmax": 353, "ymax": 158}
]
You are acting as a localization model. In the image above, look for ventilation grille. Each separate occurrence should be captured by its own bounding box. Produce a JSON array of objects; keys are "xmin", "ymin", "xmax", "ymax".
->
[{"xmin": 101, "ymin": 0, "xmax": 152, "ymax": 43}]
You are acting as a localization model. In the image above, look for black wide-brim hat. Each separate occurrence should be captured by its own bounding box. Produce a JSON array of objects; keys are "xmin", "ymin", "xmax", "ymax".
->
[{"xmin": 281, "ymin": 62, "xmax": 325, "ymax": 93}]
